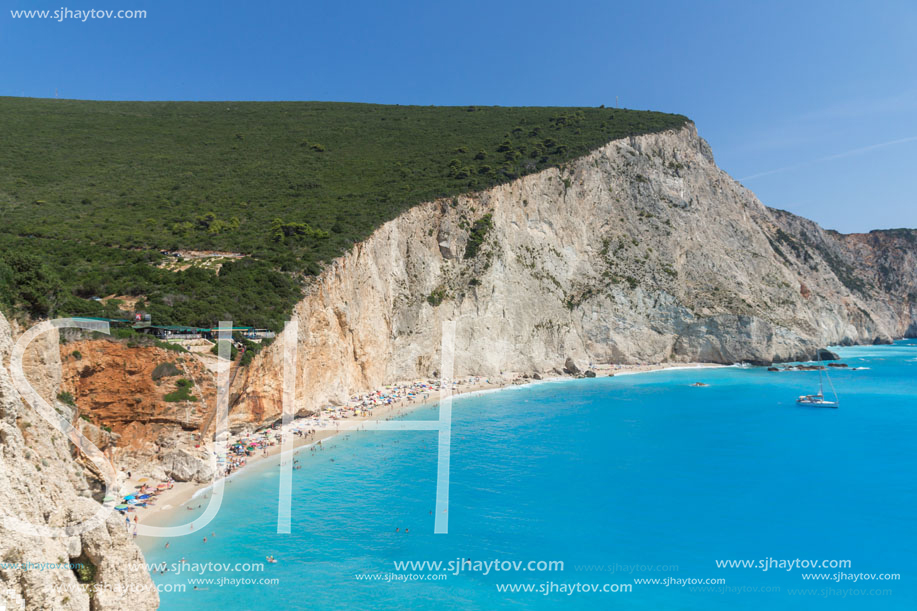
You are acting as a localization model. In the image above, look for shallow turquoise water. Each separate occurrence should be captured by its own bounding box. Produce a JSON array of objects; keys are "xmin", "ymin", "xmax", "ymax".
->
[{"xmin": 141, "ymin": 341, "xmax": 917, "ymax": 609}]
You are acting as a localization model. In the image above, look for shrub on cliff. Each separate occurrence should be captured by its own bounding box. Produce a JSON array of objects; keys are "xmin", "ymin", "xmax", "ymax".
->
[
  {"xmin": 151, "ymin": 362, "xmax": 181, "ymax": 381},
  {"xmin": 235, "ymin": 334, "xmax": 267, "ymax": 367},
  {"xmin": 164, "ymin": 378, "xmax": 197, "ymax": 402},
  {"xmin": 210, "ymin": 340, "xmax": 238, "ymax": 360},
  {"xmin": 71, "ymin": 553, "xmax": 97, "ymax": 584},
  {"xmin": 427, "ymin": 287, "xmax": 447, "ymax": 307},
  {"xmin": 463, "ymin": 214, "xmax": 494, "ymax": 259},
  {"xmin": 155, "ymin": 340, "xmax": 188, "ymax": 353}
]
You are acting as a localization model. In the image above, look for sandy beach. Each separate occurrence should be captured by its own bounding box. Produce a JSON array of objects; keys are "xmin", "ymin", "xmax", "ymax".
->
[{"xmin": 130, "ymin": 361, "xmax": 723, "ymax": 531}]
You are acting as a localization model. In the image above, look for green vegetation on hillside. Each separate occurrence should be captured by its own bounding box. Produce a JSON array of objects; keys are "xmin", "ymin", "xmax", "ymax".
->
[
  {"xmin": 0, "ymin": 98, "xmax": 687, "ymax": 328},
  {"xmin": 164, "ymin": 378, "xmax": 197, "ymax": 402},
  {"xmin": 151, "ymin": 361, "xmax": 181, "ymax": 381},
  {"xmin": 463, "ymin": 213, "xmax": 494, "ymax": 259}
]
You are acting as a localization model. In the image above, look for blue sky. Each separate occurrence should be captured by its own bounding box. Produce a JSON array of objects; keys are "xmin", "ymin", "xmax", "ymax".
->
[{"xmin": 2, "ymin": 0, "xmax": 915, "ymax": 232}]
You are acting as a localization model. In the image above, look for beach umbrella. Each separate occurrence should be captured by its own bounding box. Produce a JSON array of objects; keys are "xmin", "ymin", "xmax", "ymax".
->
[
  {"xmin": 126, "ymin": 499, "xmax": 139, "ymax": 505},
  {"xmin": 138, "ymin": 494, "xmax": 151, "ymax": 500},
  {"xmin": 157, "ymin": 484, "xmax": 168, "ymax": 489},
  {"xmin": 103, "ymin": 495, "xmax": 116, "ymax": 502},
  {"xmin": 137, "ymin": 478, "xmax": 149, "ymax": 483},
  {"xmin": 123, "ymin": 494, "xmax": 136, "ymax": 500},
  {"xmin": 114, "ymin": 504, "xmax": 128, "ymax": 510}
]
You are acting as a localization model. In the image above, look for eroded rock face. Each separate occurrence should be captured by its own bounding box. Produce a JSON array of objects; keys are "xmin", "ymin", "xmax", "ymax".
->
[
  {"xmin": 0, "ymin": 313, "xmax": 158, "ymax": 611},
  {"xmin": 58, "ymin": 339, "xmax": 217, "ymax": 480},
  {"xmin": 60, "ymin": 340, "xmax": 216, "ymax": 442},
  {"xmin": 160, "ymin": 447, "xmax": 214, "ymax": 483},
  {"xmin": 229, "ymin": 123, "xmax": 917, "ymax": 427}
]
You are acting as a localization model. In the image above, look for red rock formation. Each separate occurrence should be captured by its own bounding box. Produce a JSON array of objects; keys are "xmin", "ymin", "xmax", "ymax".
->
[{"xmin": 59, "ymin": 339, "xmax": 216, "ymax": 451}]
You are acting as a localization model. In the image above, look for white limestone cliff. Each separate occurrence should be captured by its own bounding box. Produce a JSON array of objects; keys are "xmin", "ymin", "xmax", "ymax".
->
[
  {"xmin": 0, "ymin": 312, "xmax": 158, "ymax": 611},
  {"xmin": 231, "ymin": 123, "xmax": 914, "ymax": 426}
]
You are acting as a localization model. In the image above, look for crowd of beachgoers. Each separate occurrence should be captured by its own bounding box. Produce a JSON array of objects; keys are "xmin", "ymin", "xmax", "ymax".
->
[
  {"xmin": 110, "ymin": 477, "xmax": 176, "ymax": 536},
  {"xmin": 346, "ymin": 378, "xmax": 480, "ymax": 409},
  {"xmin": 120, "ymin": 377, "xmax": 487, "ymax": 524},
  {"xmin": 213, "ymin": 377, "xmax": 488, "ymax": 478},
  {"xmin": 123, "ymin": 365, "xmax": 715, "ymax": 537}
]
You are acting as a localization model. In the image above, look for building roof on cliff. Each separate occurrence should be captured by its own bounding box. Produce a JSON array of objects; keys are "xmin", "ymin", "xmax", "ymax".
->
[
  {"xmin": 133, "ymin": 324, "xmax": 210, "ymax": 333},
  {"xmin": 75, "ymin": 316, "xmax": 131, "ymax": 323}
]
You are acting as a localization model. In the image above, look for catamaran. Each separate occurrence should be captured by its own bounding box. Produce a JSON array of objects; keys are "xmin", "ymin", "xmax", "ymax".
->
[{"xmin": 796, "ymin": 352, "xmax": 840, "ymax": 408}]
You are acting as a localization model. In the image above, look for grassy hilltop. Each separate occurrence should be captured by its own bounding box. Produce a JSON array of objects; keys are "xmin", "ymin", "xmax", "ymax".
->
[{"xmin": 0, "ymin": 97, "xmax": 687, "ymax": 329}]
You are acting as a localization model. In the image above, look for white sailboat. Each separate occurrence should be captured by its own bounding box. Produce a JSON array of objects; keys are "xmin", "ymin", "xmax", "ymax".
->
[{"xmin": 796, "ymin": 350, "xmax": 840, "ymax": 408}]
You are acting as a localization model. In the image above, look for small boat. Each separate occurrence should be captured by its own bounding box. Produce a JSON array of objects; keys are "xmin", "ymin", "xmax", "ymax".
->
[
  {"xmin": 796, "ymin": 350, "xmax": 840, "ymax": 408},
  {"xmin": 796, "ymin": 392, "xmax": 838, "ymax": 408}
]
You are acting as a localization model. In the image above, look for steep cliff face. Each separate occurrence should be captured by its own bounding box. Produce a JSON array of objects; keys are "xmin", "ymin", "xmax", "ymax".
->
[
  {"xmin": 831, "ymin": 227, "xmax": 917, "ymax": 338},
  {"xmin": 58, "ymin": 338, "xmax": 218, "ymax": 483},
  {"xmin": 0, "ymin": 314, "xmax": 158, "ymax": 610},
  {"xmin": 61, "ymin": 340, "xmax": 215, "ymax": 436},
  {"xmin": 229, "ymin": 123, "xmax": 917, "ymax": 427}
]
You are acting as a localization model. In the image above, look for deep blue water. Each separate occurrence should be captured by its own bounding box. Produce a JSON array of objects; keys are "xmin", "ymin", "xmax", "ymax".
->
[{"xmin": 141, "ymin": 341, "xmax": 917, "ymax": 609}]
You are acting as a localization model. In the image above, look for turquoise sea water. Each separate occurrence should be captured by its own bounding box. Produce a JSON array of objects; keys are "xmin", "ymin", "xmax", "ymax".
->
[{"xmin": 140, "ymin": 341, "xmax": 917, "ymax": 609}]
